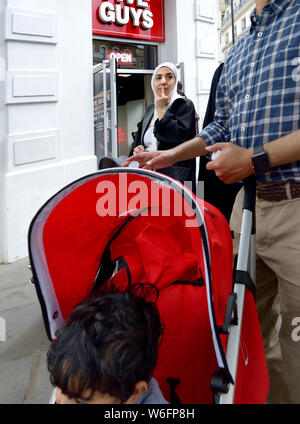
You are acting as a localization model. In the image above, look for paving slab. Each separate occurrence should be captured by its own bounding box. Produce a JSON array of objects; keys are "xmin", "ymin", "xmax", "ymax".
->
[
  {"xmin": 0, "ymin": 303, "xmax": 50, "ymax": 362},
  {"xmin": 0, "ymin": 258, "xmax": 53, "ymax": 404},
  {"xmin": 0, "ymin": 354, "xmax": 34, "ymax": 404},
  {"xmin": 24, "ymin": 350, "xmax": 54, "ymax": 404}
]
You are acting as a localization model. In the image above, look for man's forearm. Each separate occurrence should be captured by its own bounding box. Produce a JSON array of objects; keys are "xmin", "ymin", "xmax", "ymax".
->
[
  {"xmin": 171, "ymin": 136, "xmax": 208, "ymax": 163},
  {"xmin": 264, "ymin": 129, "xmax": 300, "ymax": 168},
  {"xmin": 124, "ymin": 136, "xmax": 208, "ymax": 170}
]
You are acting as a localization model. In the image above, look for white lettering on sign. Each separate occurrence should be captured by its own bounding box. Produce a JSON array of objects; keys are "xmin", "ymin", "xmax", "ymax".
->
[
  {"xmin": 99, "ymin": 1, "xmax": 153, "ymax": 30},
  {"xmin": 116, "ymin": 0, "xmax": 148, "ymax": 6},
  {"xmin": 129, "ymin": 7, "xmax": 143, "ymax": 27},
  {"xmin": 136, "ymin": 0, "xmax": 149, "ymax": 7},
  {"xmin": 140, "ymin": 9, "xmax": 153, "ymax": 29},
  {"xmin": 108, "ymin": 50, "xmax": 133, "ymax": 65},
  {"xmin": 100, "ymin": 2, "xmax": 115, "ymax": 23}
]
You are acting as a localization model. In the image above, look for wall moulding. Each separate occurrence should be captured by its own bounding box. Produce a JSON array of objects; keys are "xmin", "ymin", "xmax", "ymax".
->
[
  {"xmin": 7, "ymin": 129, "xmax": 60, "ymax": 169},
  {"xmin": 5, "ymin": 7, "xmax": 57, "ymax": 44},
  {"xmin": 194, "ymin": 0, "xmax": 216, "ymax": 23},
  {"xmin": 6, "ymin": 71, "xmax": 59, "ymax": 104}
]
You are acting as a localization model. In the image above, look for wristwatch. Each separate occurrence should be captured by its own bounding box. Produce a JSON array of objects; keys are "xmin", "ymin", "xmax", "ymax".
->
[{"xmin": 252, "ymin": 144, "xmax": 270, "ymax": 173}]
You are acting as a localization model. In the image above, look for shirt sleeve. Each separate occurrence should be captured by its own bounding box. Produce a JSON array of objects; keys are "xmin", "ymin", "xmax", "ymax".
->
[{"xmin": 197, "ymin": 62, "xmax": 231, "ymax": 146}]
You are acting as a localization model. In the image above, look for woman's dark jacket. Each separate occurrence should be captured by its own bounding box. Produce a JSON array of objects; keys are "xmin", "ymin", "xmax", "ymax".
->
[{"xmin": 130, "ymin": 98, "xmax": 196, "ymax": 191}]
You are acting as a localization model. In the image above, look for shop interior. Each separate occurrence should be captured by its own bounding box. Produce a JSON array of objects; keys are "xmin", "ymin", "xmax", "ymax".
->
[
  {"xmin": 93, "ymin": 39, "xmax": 157, "ymax": 159},
  {"xmin": 117, "ymin": 73, "xmax": 153, "ymax": 156}
]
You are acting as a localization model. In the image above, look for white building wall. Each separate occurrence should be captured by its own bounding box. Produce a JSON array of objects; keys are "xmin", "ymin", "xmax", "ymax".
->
[
  {"xmin": 0, "ymin": 2, "xmax": 7, "ymax": 260},
  {"xmin": 194, "ymin": 0, "xmax": 222, "ymax": 126},
  {"xmin": 159, "ymin": 0, "xmax": 178, "ymax": 65},
  {"xmin": 175, "ymin": 0, "xmax": 198, "ymax": 110},
  {"xmin": 161, "ymin": 0, "xmax": 221, "ymax": 179},
  {"xmin": 0, "ymin": 0, "xmax": 97, "ymax": 263},
  {"xmin": 161, "ymin": 0, "xmax": 221, "ymax": 126}
]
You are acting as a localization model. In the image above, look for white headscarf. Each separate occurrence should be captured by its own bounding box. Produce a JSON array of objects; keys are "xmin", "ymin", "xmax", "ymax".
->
[
  {"xmin": 151, "ymin": 62, "xmax": 183, "ymax": 122},
  {"xmin": 146, "ymin": 62, "xmax": 183, "ymax": 152}
]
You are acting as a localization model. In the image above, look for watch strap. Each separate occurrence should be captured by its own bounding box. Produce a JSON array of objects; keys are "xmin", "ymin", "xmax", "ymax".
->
[{"xmin": 252, "ymin": 144, "xmax": 270, "ymax": 173}]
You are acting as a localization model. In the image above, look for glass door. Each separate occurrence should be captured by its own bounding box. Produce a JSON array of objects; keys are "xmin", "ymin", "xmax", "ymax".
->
[{"xmin": 93, "ymin": 58, "xmax": 118, "ymax": 166}]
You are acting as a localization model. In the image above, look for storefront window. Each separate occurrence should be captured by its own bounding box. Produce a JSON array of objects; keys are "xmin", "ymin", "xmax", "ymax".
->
[{"xmin": 93, "ymin": 39, "xmax": 157, "ymax": 70}]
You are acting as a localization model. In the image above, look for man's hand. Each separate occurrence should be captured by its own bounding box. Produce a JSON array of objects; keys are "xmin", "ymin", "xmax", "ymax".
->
[
  {"xmin": 206, "ymin": 142, "xmax": 254, "ymax": 183},
  {"xmin": 123, "ymin": 150, "xmax": 175, "ymax": 170}
]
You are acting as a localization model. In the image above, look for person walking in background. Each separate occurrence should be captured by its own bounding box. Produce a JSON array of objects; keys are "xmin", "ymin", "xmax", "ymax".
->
[
  {"xmin": 129, "ymin": 62, "xmax": 197, "ymax": 191},
  {"xmin": 125, "ymin": 0, "xmax": 300, "ymax": 404}
]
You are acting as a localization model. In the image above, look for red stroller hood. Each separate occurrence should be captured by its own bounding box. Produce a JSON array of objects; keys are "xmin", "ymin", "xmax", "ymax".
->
[
  {"xmin": 29, "ymin": 169, "xmax": 229, "ymax": 333},
  {"xmin": 28, "ymin": 168, "xmax": 269, "ymax": 404}
]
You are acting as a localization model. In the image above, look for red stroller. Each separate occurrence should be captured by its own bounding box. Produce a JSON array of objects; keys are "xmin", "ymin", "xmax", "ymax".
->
[{"xmin": 28, "ymin": 167, "xmax": 269, "ymax": 404}]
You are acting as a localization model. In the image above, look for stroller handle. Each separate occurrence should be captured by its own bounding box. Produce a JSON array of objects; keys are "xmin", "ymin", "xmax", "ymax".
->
[
  {"xmin": 243, "ymin": 175, "xmax": 256, "ymax": 235},
  {"xmin": 243, "ymin": 175, "xmax": 256, "ymax": 214}
]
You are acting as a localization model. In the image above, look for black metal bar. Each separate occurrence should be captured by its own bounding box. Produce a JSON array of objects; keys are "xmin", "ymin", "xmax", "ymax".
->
[{"xmin": 231, "ymin": 0, "xmax": 235, "ymax": 44}]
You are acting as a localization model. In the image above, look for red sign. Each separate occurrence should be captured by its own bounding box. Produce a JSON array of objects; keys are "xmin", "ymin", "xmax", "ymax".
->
[
  {"xmin": 118, "ymin": 127, "xmax": 127, "ymax": 143},
  {"xmin": 92, "ymin": 0, "xmax": 165, "ymax": 42}
]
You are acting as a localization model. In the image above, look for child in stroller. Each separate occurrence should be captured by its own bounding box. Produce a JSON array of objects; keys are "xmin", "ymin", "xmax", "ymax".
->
[
  {"xmin": 29, "ymin": 168, "xmax": 269, "ymax": 404},
  {"xmin": 48, "ymin": 287, "xmax": 168, "ymax": 404}
]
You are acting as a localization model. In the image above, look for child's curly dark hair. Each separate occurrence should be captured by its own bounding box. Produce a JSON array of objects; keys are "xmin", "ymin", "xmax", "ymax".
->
[{"xmin": 47, "ymin": 287, "xmax": 162, "ymax": 403}]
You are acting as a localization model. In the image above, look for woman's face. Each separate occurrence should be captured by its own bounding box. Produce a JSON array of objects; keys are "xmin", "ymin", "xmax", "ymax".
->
[{"xmin": 153, "ymin": 66, "xmax": 176, "ymax": 97}]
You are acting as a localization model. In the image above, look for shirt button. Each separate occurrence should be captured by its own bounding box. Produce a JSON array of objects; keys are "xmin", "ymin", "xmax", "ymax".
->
[
  {"xmin": 258, "ymin": 31, "xmax": 263, "ymax": 37},
  {"xmin": 250, "ymin": 62, "xmax": 255, "ymax": 68},
  {"xmin": 245, "ymin": 94, "xmax": 250, "ymax": 101},
  {"xmin": 241, "ymin": 126, "xmax": 245, "ymax": 133}
]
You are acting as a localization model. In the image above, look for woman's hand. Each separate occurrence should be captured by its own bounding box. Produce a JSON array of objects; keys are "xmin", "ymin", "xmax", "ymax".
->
[
  {"xmin": 155, "ymin": 86, "xmax": 170, "ymax": 120},
  {"xmin": 133, "ymin": 145, "xmax": 145, "ymax": 155}
]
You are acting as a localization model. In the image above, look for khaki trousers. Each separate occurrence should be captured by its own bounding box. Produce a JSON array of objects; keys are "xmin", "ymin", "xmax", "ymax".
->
[{"xmin": 230, "ymin": 188, "xmax": 300, "ymax": 404}]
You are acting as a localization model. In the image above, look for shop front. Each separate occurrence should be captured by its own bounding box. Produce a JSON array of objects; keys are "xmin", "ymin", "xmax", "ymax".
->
[
  {"xmin": 0, "ymin": 0, "xmax": 221, "ymax": 263},
  {"xmin": 92, "ymin": 0, "xmax": 165, "ymax": 164}
]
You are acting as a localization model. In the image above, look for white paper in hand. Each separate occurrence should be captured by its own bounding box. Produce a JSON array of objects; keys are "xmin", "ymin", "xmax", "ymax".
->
[
  {"xmin": 129, "ymin": 161, "xmax": 140, "ymax": 169},
  {"xmin": 211, "ymin": 150, "xmax": 221, "ymax": 161}
]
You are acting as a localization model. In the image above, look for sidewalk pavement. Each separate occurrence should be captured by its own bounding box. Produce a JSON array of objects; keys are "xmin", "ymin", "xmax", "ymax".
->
[{"xmin": 0, "ymin": 258, "xmax": 53, "ymax": 404}]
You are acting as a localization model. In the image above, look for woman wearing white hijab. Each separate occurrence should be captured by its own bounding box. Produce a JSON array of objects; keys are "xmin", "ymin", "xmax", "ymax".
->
[{"xmin": 129, "ymin": 62, "xmax": 196, "ymax": 191}]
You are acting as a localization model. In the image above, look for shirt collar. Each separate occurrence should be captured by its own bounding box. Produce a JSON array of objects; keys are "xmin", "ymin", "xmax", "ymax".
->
[
  {"xmin": 268, "ymin": 0, "xmax": 291, "ymax": 14},
  {"xmin": 250, "ymin": 0, "xmax": 290, "ymax": 30}
]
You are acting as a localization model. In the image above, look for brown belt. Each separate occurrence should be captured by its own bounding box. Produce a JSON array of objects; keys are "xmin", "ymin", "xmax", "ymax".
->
[{"xmin": 256, "ymin": 180, "xmax": 300, "ymax": 201}]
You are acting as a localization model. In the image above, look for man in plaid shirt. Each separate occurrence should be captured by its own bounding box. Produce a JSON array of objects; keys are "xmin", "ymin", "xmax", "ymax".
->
[{"xmin": 126, "ymin": 0, "xmax": 300, "ymax": 403}]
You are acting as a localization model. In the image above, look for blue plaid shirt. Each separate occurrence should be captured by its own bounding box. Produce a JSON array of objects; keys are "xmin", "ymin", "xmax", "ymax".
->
[{"xmin": 198, "ymin": 0, "xmax": 300, "ymax": 183}]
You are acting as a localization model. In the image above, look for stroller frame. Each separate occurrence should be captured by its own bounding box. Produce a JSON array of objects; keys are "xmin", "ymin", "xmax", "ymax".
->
[{"xmin": 218, "ymin": 176, "xmax": 256, "ymax": 404}]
